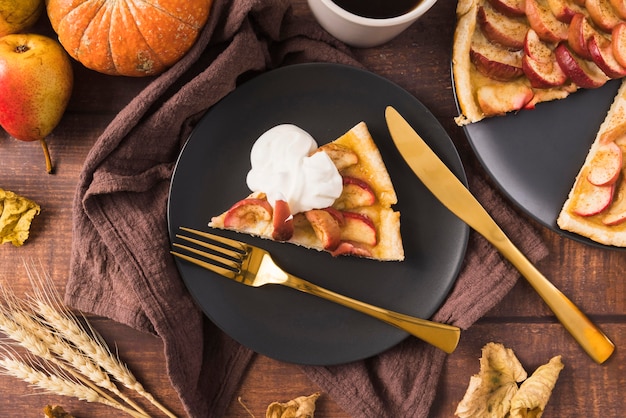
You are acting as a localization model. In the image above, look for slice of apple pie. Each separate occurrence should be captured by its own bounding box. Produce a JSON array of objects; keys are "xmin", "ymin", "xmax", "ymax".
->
[
  {"xmin": 209, "ymin": 122, "xmax": 404, "ymax": 261},
  {"xmin": 557, "ymin": 80, "xmax": 626, "ymax": 246}
]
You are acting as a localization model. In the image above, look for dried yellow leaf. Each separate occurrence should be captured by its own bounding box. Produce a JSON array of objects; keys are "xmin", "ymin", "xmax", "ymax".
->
[
  {"xmin": 510, "ymin": 356, "xmax": 564, "ymax": 418},
  {"xmin": 266, "ymin": 392, "xmax": 321, "ymax": 418},
  {"xmin": 43, "ymin": 405, "xmax": 75, "ymax": 417},
  {"xmin": 0, "ymin": 188, "xmax": 40, "ymax": 246},
  {"xmin": 455, "ymin": 342, "xmax": 528, "ymax": 418},
  {"xmin": 456, "ymin": 343, "xmax": 564, "ymax": 418}
]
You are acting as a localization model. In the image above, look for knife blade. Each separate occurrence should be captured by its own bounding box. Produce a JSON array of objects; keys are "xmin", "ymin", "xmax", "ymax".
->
[{"xmin": 385, "ymin": 106, "xmax": 614, "ymax": 364}]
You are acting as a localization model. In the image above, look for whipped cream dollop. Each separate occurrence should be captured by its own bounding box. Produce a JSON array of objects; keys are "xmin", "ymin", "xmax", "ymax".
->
[{"xmin": 246, "ymin": 124, "xmax": 343, "ymax": 214}]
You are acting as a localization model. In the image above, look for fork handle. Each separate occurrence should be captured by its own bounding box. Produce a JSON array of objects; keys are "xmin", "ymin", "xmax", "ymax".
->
[{"xmin": 281, "ymin": 274, "xmax": 460, "ymax": 353}]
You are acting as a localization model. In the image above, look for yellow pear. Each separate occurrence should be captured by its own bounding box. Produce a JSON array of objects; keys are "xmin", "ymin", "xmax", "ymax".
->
[
  {"xmin": 0, "ymin": 0, "xmax": 44, "ymax": 37},
  {"xmin": 0, "ymin": 34, "xmax": 73, "ymax": 173}
]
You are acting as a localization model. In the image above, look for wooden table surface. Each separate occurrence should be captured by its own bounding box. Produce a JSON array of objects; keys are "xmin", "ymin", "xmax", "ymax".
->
[{"xmin": 1, "ymin": 1, "xmax": 625, "ymax": 417}]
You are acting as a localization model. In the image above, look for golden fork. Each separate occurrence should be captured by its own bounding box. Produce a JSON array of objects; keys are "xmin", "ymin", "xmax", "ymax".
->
[{"xmin": 171, "ymin": 226, "xmax": 461, "ymax": 354}]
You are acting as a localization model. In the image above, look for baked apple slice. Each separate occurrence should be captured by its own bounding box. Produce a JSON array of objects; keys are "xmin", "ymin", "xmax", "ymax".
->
[
  {"xmin": 525, "ymin": 0, "xmax": 569, "ymax": 43},
  {"xmin": 610, "ymin": 0, "xmax": 626, "ymax": 19},
  {"xmin": 478, "ymin": 3, "xmax": 530, "ymax": 49},
  {"xmin": 571, "ymin": 179, "xmax": 615, "ymax": 216},
  {"xmin": 523, "ymin": 29, "xmax": 568, "ymax": 87},
  {"xmin": 602, "ymin": 178, "xmax": 626, "ymax": 225},
  {"xmin": 523, "ymin": 53, "xmax": 568, "ymax": 87},
  {"xmin": 612, "ymin": 22, "xmax": 626, "ymax": 68},
  {"xmin": 336, "ymin": 176, "xmax": 376, "ymax": 209},
  {"xmin": 555, "ymin": 42, "xmax": 609, "ymax": 88},
  {"xmin": 586, "ymin": 0, "xmax": 622, "ymax": 31},
  {"xmin": 476, "ymin": 83, "xmax": 535, "ymax": 116},
  {"xmin": 600, "ymin": 120, "xmax": 626, "ymax": 144},
  {"xmin": 223, "ymin": 198, "xmax": 273, "ymax": 231},
  {"xmin": 524, "ymin": 28, "xmax": 554, "ymax": 63},
  {"xmin": 487, "ymin": 0, "xmax": 526, "ymax": 16},
  {"xmin": 547, "ymin": 0, "xmax": 584, "ymax": 22},
  {"xmin": 340, "ymin": 212, "xmax": 377, "ymax": 246},
  {"xmin": 272, "ymin": 199, "xmax": 294, "ymax": 241},
  {"xmin": 330, "ymin": 242, "xmax": 372, "ymax": 258},
  {"xmin": 588, "ymin": 34, "xmax": 626, "ymax": 78},
  {"xmin": 586, "ymin": 142, "xmax": 623, "ymax": 186},
  {"xmin": 316, "ymin": 143, "xmax": 358, "ymax": 171},
  {"xmin": 471, "ymin": 31, "xmax": 524, "ymax": 80},
  {"xmin": 305, "ymin": 208, "xmax": 342, "ymax": 250},
  {"xmin": 568, "ymin": 13, "xmax": 602, "ymax": 61}
]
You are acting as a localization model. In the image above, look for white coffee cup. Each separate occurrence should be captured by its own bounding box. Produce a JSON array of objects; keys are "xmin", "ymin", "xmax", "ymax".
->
[{"xmin": 308, "ymin": 0, "xmax": 438, "ymax": 48}]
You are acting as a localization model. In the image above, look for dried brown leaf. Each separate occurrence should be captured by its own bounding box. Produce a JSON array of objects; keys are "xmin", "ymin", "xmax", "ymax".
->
[
  {"xmin": 455, "ymin": 342, "xmax": 528, "ymax": 418},
  {"xmin": 509, "ymin": 356, "xmax": 564, "ymax": 418},
  {"xmin": 43, "ymin": 405, "xmax": 75, "ymax": 418},
  {"xmin": 456, "ymin": 344, "xmax": 564, "ymax": 418},
  {"xmin": 266, "ymin": 392, "xmax": 321, "ymax": 418},
  {"xmin": 0, "ymin": 188, "xmax": 40, "ymax": 246}
]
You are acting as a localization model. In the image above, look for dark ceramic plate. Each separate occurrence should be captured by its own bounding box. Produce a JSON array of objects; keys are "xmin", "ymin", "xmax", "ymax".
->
[
  {"xmin": 167, "ymin": 63, "xmax": 469, "ymax": 365},
  {"xmin": 462, "ymin": 79, "xmax": 625, "ymax": 250}
]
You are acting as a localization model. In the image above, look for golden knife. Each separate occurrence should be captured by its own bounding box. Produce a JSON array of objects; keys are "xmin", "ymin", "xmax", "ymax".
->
[{"xmin": 385, "ymin": 106, "xmax": 614, "ymax": 364}]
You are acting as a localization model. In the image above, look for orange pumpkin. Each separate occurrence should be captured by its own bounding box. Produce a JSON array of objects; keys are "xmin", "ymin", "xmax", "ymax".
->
[{"xmin": 46, "ymin": 0, "xmax": 213, "ymax": 77}]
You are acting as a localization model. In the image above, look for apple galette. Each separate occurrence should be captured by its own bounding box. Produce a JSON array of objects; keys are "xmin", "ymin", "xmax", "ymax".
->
[
  {"xmin": 558, "ymin": 79, "xmax": 626, "ymax": 246},
  {"xmin": 209, "ymin": 122, "xmax": 405, "ymax": 261},
  {"xmin": 453, "ymin": 0, "xmax": 626, "ymax": 125}
]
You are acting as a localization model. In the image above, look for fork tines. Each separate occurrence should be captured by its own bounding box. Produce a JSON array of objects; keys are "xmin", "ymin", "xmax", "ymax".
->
[{"xmin": 171, "ymin": 227, "xmax": 248, "ymax": 278}]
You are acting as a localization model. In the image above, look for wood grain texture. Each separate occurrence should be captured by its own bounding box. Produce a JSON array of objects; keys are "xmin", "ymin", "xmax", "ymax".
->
[{"xmin": 0, "ymin": 1, "xmax": 624, "ymax": 417}]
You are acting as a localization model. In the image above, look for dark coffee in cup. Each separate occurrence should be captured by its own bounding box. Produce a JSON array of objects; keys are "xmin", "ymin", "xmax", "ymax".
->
[{"xmin": 330, "ymin": 0, "xmax": 423, "ymax": 19}]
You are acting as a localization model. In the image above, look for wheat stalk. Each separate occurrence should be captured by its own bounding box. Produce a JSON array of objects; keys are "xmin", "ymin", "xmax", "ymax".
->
[
  {"xmin": 11, "ymin": 306, "xmax": 149, "ymax": 417},
  {"xmin": 0, "ymin": 288, "xmax": 149, "ymax": 418},
  {"xmin": 25, "ymin": 267, "xmax": 177, "ymax": 418},
  {"xmin": 0, "ymin": 349, "xmax": 145, "ymax": 417},
  {"xmin": 0, "ymin": 263, "xmax": 178, "ymax": 418}
]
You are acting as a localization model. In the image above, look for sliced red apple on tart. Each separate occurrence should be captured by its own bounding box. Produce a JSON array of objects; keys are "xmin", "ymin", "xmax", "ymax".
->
[
  {"xmin": 335, "ymin": 176, "xmax": 376, "ymax": 209},
  {"xmin": 525, "ymin": 0, "xmax": 570, "ymax": 43},
  {"xmin": 567, "ymin": 13, "xmax": 602, "ymax": 61},
  {"xmin": 223, "ymin": 197, "xmax": 273, "ymax": 232},
  {"xmin": 571, "ymin": 180, "xmax": 615, "ymax": 217},
  {"xmin": 476, "ymin": 83, "xmax": 535, "ymax": 115},
  {"xmin": 612, "ymin": 22, "xmax": 626, "ymax": 68},
  {"xmin": 586, "ymin": 142, "xmax": 623, "ymax": 186},
  {"xmin": 470, "ymin": 30, "xmax": 525, "ymax": 80},
  {"xmin": 523, "ymin": 29, "xmax": 569, "ymax": 87},
  {"xmin": 478, "ymin": 3, "xmax": 530, "ymax": 49},
  {"xmin": 610, "ymin": 0, "xmax": 626, "ymax": 19},
  {"xmin": 602, "ymin": 179, "xmax": 626, "ymax": 225},
  {"xmin": 586, "ymin": 0, "xmax": 623, "ymax": 31},
  {"xmin": 555, "ymin": 42, "xmax": 609, "ymax": 88},
  {"xmin": 547, "ymin": 0, "xmax": 585, "ymax": 22},
  {"xmin": 487, "ymin": 0, "xmax": 526, "ymax": 16},
  {"xmin": 588, "ymin": 34, "xmax": 626, "ymax": 78}
]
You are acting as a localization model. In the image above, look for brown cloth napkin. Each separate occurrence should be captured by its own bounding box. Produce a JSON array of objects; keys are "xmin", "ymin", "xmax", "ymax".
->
[{"xmin": 67, "ymin": 0, "xmax": 548, "ymax": 417}]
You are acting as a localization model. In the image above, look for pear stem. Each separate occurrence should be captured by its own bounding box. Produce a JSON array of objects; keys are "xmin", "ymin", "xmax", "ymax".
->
[{"xmin": 40, "ymin": 138, "xmax": 53, "ymax": 174}]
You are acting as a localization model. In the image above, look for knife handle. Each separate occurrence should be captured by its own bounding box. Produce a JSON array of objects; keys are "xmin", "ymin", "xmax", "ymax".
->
[{"xmin": 493, "ymin": 235, "xmax": 614, "ymax": 364}]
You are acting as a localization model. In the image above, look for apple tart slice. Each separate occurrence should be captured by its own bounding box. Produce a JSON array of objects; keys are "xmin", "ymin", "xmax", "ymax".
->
[
  {"xmin": 209, "ymin": 122, "xmax": 404, "ymax": 261},
  {"xmin": 558, "ymin": 79, "xmax": 626, "ymax": 246}
]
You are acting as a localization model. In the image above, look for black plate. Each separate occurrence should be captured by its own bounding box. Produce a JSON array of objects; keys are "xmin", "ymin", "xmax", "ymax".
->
[
  {"xmin": 167, "ymin": 63, "xmax": 469, "ymax": 365},
  {"xmin": 463, "ymin": 79, "xmax": 625, "ymax": 250}
]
